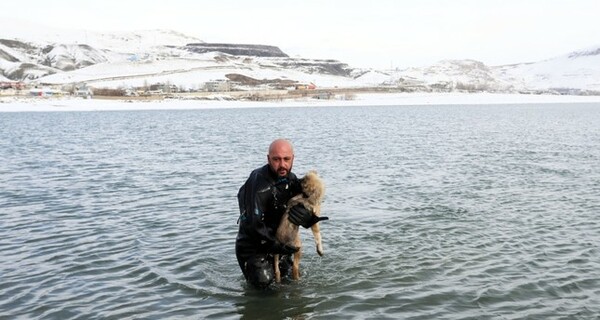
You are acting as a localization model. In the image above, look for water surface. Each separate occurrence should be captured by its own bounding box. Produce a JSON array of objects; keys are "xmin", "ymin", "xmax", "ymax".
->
[{"xmin": 1, "ymin": 103, "xmax": 599, "ymax": 319}]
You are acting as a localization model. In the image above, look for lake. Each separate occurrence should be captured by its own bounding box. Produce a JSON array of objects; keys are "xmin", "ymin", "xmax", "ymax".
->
[{"xmin": 1, "ymin": 103, "xmax": 599, "ymax": 319}]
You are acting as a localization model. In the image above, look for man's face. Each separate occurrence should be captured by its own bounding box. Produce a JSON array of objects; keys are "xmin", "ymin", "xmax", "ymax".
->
[{"xmin": 268, "ymin": 142, "xmax": 294, "ymax": 177}]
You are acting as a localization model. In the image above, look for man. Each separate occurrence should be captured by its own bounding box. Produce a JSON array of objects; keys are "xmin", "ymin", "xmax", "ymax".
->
[{"xmin": 236, "ymin": 139, "xmax": 327, "ymax": 289}]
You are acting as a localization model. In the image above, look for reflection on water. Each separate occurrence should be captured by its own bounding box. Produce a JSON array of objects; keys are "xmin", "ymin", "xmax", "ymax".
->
[{"xmin": 1, "ymin": 103, "xmax": 600, "ymax": 319}]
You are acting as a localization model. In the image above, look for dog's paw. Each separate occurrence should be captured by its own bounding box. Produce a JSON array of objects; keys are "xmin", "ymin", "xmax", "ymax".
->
[{"xmin": 316, "ymin": 244, "xmax": 324, "ymax": 256}]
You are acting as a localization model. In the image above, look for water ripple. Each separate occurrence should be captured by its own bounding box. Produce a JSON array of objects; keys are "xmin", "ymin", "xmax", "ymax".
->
[{"xmin": 2, "ymin": 105, "xmax": 600, "ymax": 319}]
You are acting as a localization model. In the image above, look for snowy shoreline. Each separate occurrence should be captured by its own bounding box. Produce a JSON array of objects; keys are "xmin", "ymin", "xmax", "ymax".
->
[{"xmin": 2, "ymin": 92, "xmax": 600, "ymax": 112}]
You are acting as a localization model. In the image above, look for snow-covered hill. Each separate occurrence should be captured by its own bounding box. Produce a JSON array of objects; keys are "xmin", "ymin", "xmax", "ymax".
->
[
  {"xmin": 0, "ymin": 21, "xmax": 367, "ymax": 90},
  {"xmin": 1, "ymin": 19, "xmax": 599, "ymax": 94},
  {"xmin": 495, "ymin": 46, "xmax": 600, "ymax": 93},
  {"xmin": 390, "ymin": 59, "xmax": 516, "ymax": 92},
  {"xmin": 0, "ymin": 23, "xmax": 206, "ymax": 79},
  {"xmin": 384, "ymin": 51, "xmax": 600, "ymax": 94}
]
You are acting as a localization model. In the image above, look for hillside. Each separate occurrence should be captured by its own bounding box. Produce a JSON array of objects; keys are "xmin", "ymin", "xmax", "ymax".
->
[
  {"xmin": 1, "ymin": 20, "xmax": 599, "ymax": 95},
  {"xmin": 495, "ymin": 46, "xmax": 600, "ymax": 94}
]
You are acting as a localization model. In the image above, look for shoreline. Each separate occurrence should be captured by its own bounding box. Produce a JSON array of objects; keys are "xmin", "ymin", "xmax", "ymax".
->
[{"xmin": 2, "ymin": 92, "xmax": 600, "ymax": 112}]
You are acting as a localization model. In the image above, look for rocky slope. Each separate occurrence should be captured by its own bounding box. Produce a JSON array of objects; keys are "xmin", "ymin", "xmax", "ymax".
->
[{"xmin": 184, "ymin": 43, "xmax": 288, "ymax": 58}]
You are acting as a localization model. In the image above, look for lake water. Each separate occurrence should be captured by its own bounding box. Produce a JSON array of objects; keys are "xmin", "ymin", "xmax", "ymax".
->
[{"xmin": 1, "ymin": 103, "xmax": 599, "ymax": 319}]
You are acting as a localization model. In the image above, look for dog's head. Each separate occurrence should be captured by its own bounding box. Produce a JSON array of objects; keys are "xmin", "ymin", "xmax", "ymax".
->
[{"xmin": 301, "ymin": 170, "xmax": 325, "ymax": 204}]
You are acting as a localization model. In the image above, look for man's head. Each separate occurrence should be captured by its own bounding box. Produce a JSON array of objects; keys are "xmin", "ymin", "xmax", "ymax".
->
[{"xmin": 267, "ymin": 139, "xmax": 294, "ymax": 177}]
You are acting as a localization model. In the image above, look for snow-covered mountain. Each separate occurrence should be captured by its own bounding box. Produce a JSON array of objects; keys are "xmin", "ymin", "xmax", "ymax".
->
[
  {"xmin": 0, "ymin": 27, "xmax": 202, "ymax": 80},
  {"xmin": 381, "ymin": 51, "xmax": 600, "ymax": 94},
  {"xmin": 1, "ymin": 20, "xmax": 599, "ymax": 94},
  {"xmin": 388, "ymin": 59, "xmax": 517, "ymax": 92},
  {"xmin": 495, "ymin": 46, "xmax": 600, "ymax": 93},
  {"xmin": 0, "ymin": 22, "xmax": 366, "ymax": 89}
]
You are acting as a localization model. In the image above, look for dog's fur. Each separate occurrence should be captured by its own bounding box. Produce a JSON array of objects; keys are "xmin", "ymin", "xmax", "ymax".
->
[{"xmin": 274, "ymin": 170, "xmax": 325, "ymax": 282}]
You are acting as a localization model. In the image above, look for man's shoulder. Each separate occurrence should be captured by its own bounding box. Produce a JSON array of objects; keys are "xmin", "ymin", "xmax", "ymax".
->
[
  {"xmin": 245, "ymin": 165, "xmax": 271, "ymax": 184},
  {"xmin": 249, "ymin": 164, "xmax": 269, "ymax": 177}
]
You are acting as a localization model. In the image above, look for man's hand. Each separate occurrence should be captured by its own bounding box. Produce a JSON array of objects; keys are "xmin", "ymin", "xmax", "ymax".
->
[{"xmin": 288, "ymin": 204, "xmax": 329, "ymax": 228}]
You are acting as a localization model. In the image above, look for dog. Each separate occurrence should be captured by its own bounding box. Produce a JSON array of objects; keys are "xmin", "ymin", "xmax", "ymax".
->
[{"xmin": 274, "ymin": 170, "xmax": 326, "ymax": 282}]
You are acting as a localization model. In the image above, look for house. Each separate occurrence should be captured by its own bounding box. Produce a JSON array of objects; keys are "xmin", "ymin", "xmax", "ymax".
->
[
  {"xmin": 204, "ymin": 80, "xmax": 231, "ymax": 92},
  {"xmin": 294, "ymin": 82, "xmax": 317, "ymax": 90},
  {"xmin": 74, "ymin": 84, "xmax": 93, "ymax": 98},
  {"xmin": 0, "ymin": 81, "xmax": 25, "ymax": 90},
  {"xmin": 29, "ymin": 87, "xmax": 66, "ymax": 97},
  {"xmin": 149, "ymin": 83, "xmax": 178, "ymax": 94},
  {"xmin": 146, "ymin": 89, "xmax": 164, "ymax": 96},
  {"xmin": 312, "ymin": 92, "xmax": 334, "ymax": 100}
]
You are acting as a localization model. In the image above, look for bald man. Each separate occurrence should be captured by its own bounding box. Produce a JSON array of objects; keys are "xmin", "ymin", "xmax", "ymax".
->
[{"xmin": 235, "ymin": 139, "xmax": 325, "ymax": 289}]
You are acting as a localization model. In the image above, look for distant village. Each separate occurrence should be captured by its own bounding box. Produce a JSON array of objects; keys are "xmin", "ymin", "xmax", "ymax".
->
[
  {"xmin": 1, "ymin": 80, "xmax": 234, "ymax": 99},
  {"xmin": 0, "ymin": 79, "xmax": 364, "ymax": 101},
  {"xmin": 1, "ymin": 81, "xmax": 94, "ymax": 98},
  {"xmin": 5, "ymin": 77, "xmax": 593, "ymax": 102}
]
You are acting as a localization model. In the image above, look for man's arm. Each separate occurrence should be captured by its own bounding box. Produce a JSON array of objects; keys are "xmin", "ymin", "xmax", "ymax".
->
[{"xmin": 239, "ymin": 171, "xmax": 298, "ymax": 254}]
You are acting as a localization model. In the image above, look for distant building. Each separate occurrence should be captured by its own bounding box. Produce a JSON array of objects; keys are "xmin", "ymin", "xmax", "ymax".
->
[
  {"xmin": 204, "ymin": 80, "xmax": 231, "ymax": 92},
  {"xmin": 29, "ymin": 87, "xmax": 66, "ymax": 97},
  {"xmin": 0, "ymin": 81, "xmax": 25, "ymax": 90},
  {"xmin": 146, "ymin": 89, "xmax": 164, "ymax": 96},
  {"xmin": 74, "ymin": 84, "xmax": 93, "ymax": 98},
  {"xmin": 312, "ymin": 92, "xmax": 334, "ymax": 100},
  {"xmin": 295, "ymin": 82, "xmax": 316, "ymax": 90},
  {"xmin": 149, "ymin": 83, "xmax": 178, "ymax": 94}
]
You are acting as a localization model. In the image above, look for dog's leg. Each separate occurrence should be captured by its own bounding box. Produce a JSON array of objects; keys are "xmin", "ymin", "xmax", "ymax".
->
[
  {"xmin": 291, "ymin": 236, "xmax": 302, "ymax": 280},
  {"xmin": 274, "ymin": 254, "xmax": 281, "ymax": 283},
  {"xmin": 292, "ymin": 250, "xmax": 302, "ymax": 280},
  {"xmin": 311, "ymin": 206, "xmax": 324, "ymax": 256},
  {"xmin": 311, "ymin": 222, "xmax": 324, "ymax": 256}
]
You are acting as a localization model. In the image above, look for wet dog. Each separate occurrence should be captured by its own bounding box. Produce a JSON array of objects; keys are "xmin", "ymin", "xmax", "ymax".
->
[{"xmin": 274, "ymin": 170, "xmax": 325, "ymax": 282}]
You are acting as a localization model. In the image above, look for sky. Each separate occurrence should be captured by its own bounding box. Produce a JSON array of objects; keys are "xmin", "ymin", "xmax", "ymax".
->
[{"xmin": 2, "ymin": 0, "xmax": 599, "ymax": 69}]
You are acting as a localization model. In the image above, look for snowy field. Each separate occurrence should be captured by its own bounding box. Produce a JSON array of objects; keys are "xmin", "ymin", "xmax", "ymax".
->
[{"xmin": 2, "ymin": 93, "xmax": 600, "ymax": 113}]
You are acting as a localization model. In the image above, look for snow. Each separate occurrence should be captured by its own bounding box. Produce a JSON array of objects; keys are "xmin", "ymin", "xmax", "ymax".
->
[
  {"xmin": 34, "ymin": 51, "xmax": 367, "ymax": 90},
  {"xmin": 2, "ymin": 92, "xmax": 600, "ymax": 113},
  {"xmin": 498, "ymin": 53, "xmax": 600, "ymax": 91},
  {"xmin": 0, "ymin": 17, "xmax": 200, "ymax": 50},
  {"xmin": 2, "ymin": 18, "xmax": 600, "ymax": 95}
]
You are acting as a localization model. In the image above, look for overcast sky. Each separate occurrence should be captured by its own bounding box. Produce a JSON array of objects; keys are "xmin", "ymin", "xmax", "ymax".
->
[{"xmin": 2, "ymin": 0, "xmax": 599, "ymax": 69}]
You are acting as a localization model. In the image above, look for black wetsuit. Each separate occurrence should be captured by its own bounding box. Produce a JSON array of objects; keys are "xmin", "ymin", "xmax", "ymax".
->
[{"xmin": 236, "ymin": 164, "xmax": 302, "ymax": 288}]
